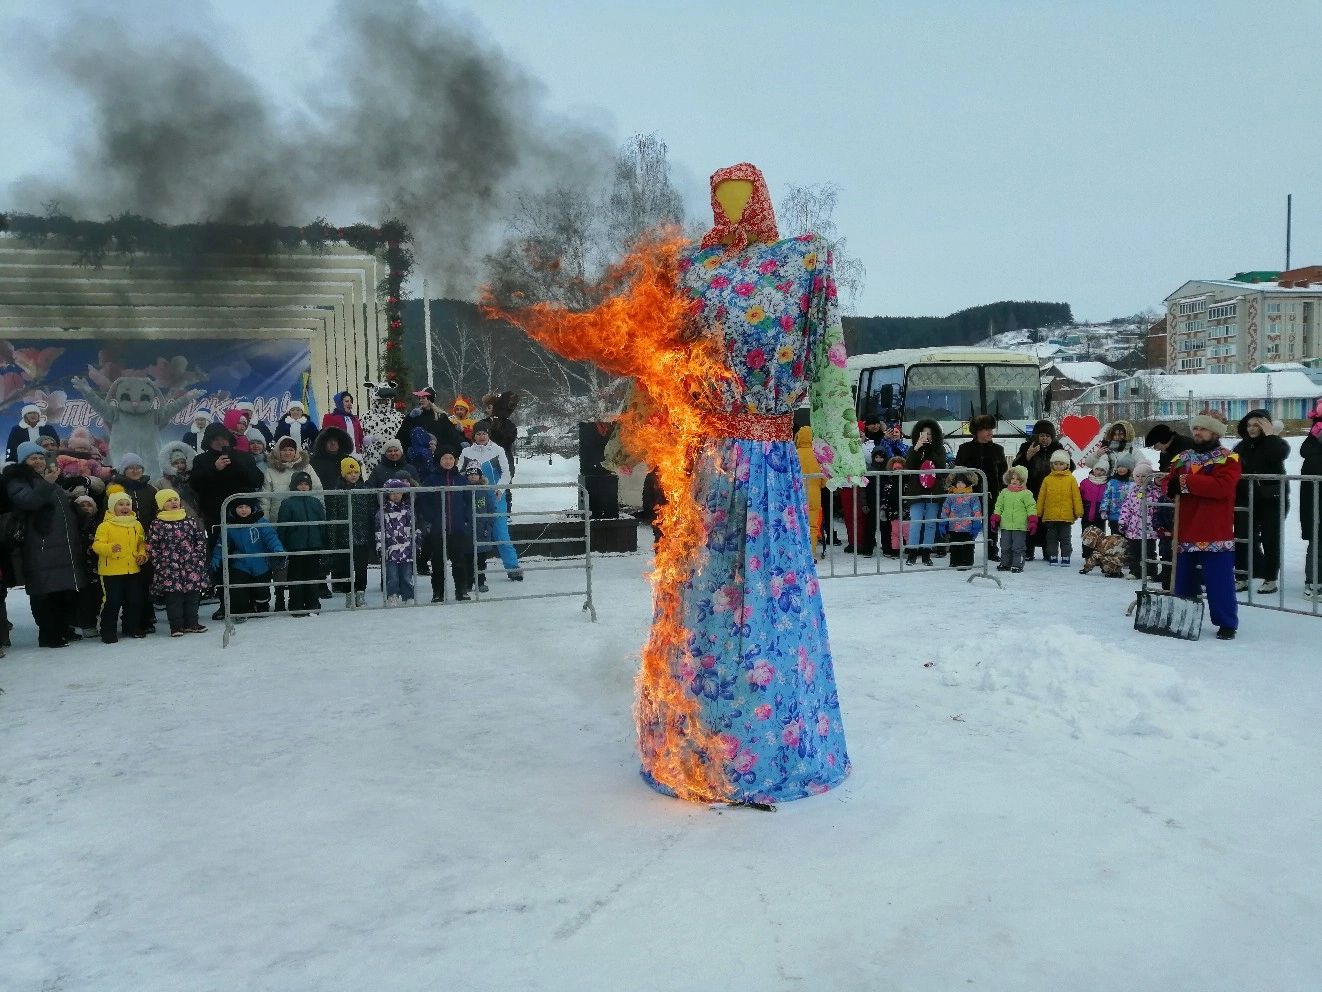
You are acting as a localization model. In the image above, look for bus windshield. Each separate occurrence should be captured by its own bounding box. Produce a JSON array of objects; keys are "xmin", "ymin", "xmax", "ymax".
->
[
  {"xmin": 984, "ymin": 363, "xmax": 1041, "ymax": 422},
  {"xmin": 903, "ymin": 364, "xmax": 980, "ymax": 422}
]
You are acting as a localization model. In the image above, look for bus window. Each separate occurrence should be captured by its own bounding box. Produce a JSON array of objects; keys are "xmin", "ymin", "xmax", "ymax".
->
[
  {"xmin": 903, "ymin": 364, "xmax": 979, "ymax": 422},
  {"xmin": 857, "ymin": 365, "xmax": 904, "ymax": 420},
  {"xmin": 984, "ymin": 364, "xmax": 1041, "ymax": 421}
]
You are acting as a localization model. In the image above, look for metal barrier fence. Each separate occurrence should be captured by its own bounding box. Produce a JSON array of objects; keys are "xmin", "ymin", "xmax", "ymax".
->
[
  {"xmin": 218, "ymin": 480, "xmax": 597, "ymax": 646},
  {"xmin": 812, "ymin": 467, "xmax": 1002, "ymax": 588},
  {"xmin": 1140, "ymin": 472, "xmax": 1320, "ymax": 619}
]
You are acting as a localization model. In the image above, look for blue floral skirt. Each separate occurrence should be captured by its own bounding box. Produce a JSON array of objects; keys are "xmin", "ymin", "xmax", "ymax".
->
[{"xmin": 639, "ymin": 437, "xmax": 851, "ymax": 803}]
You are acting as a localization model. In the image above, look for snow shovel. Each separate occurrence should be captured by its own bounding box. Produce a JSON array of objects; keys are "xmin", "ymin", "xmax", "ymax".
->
[{"xmin": 1129, "ymin": 499, "xmax": 1204, "ymax": 640}]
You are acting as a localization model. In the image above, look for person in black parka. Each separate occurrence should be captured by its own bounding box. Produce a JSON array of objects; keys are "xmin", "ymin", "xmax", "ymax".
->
[
  {"xmin": 954, "ymin": 413, "xmax": 1009, "ymax": 560},
  {"xmin": 4, "ymin": 443, "xmax": 89, "ymax": 648},
  {"xmin": 1233, "ymin": 409, "xmax": 1291, "ymax": 593},
  {"xmin": 1013, "ymin": 419, "xmax": 1073, "ymax": 560},
  {"xmin": 1144, "ymin": 423, "xmax": 1196, "ymax": 474},
  {"xmin": 1301, "ymin": 397, "xmax": 1322, "ymax": 597},
  {"xmin": 903, "ymin": 418, "xmax": 947, "ymax": 565},
  {"xmin": 190, "ymin": 423, "xmax": 265, "ymax": 545}
]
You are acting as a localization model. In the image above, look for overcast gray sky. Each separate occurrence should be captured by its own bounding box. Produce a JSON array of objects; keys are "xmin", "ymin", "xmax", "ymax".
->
[{"xmin": 2, "ymin": 0, "xmax": 1319, "ymax": 321}]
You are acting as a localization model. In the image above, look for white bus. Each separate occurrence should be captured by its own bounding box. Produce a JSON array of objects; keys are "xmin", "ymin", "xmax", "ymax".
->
[{"xmin": 848, "ymin": 347, "xmax": 1042, "ymax": 447}]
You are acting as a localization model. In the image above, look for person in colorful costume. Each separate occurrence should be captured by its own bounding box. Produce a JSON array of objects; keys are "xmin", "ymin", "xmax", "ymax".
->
[
  {"xmin": 1166, "ymin": 412, "xmax": 1241, "ymax": 640},
  {"xmin": 448, "ymin": 395, "xmax": 478, "ymax": 440}
]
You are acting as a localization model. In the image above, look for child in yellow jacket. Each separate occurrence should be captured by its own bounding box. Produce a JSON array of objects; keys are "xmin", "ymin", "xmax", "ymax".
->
[
  {"xmin": 1036, "ymin": 450, "xmax": 1084, "ymax": 566},
  {"xmin": 92, "ymin": 490, "xmax": 149, "ymax": 643}
]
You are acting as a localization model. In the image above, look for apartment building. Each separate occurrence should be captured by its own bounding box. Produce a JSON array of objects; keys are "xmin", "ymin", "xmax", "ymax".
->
[{"xmin": 1163, "ymin": 266, "xmax": 1322, "ymax": 374}]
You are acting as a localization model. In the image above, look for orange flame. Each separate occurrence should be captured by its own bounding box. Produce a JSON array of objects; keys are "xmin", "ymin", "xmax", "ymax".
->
[{"xmin": 484, "ymin": 229, "xmax": 737, "ymax": 802}]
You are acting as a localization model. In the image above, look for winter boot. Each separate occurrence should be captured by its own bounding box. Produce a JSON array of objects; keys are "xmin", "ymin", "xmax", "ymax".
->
[
  {"xmin": 345, "ymin": 592, "xmax": 355, "ymax": 608},
  {"xmin": 508, "ymin": 568, "xmax": 524, "ymax": 581},
  {"xmin": 354, "ymin": 591, "xmax": 366, "ymax": 607},
  {"xmin": 1257, "ymin": 580, "xmax": 1278, "ymax": 594},
  {"xmin": 1060, "ymin": 556, "xmax": 1071, "ymax": 568}
]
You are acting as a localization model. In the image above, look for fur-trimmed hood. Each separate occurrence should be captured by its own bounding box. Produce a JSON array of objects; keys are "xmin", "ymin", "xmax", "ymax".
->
[
  {"xmin": 264, "ymin": 448, "xmax": 312, "ymax": 473},
  {"xmin": 159, "ymin": 440, "xmax": 196, "ymax": 478}
]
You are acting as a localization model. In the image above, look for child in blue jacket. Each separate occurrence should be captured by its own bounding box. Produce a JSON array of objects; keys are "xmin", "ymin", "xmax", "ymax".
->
[{"xmin": 212, "ymin": 497, "xmax": 285, "ymax": 618}]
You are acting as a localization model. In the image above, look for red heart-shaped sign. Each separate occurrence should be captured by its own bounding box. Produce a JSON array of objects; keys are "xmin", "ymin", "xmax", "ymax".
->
[{"xmin": 1058, "ymin": 414, "xmax": 1103, "ymax": 457}]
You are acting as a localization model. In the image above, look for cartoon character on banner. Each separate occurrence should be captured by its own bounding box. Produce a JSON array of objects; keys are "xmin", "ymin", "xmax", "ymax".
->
[
  {"xmin": 1056, "ymin": 413, "xmax": 1104, "ymax": 465},
  {"xmin": 360, "ymin": 379, "xmax": 403, "ymax": 473},
  {"xmin": 70, "ymin": 375, "xmax": 205, "ymax": 470}
]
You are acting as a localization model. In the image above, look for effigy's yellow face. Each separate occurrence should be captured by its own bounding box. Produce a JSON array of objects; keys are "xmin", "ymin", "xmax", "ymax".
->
[{"xmin": 715, "ymin": 179, "xmax": 754, "ymax": 224}]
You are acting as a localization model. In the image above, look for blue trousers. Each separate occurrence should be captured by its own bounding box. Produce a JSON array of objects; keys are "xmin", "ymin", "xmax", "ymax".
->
[
  {"xmin": 482, "ymin": 493, "xmax": 521, "ymax": 571},
  {"xmin": 1173, "ymin": 548, "xmax": 1238, "ymax": 632},
  {"xmin": 384, "ymin": 560, "xmax": 415, "ymax": 601},
  {"xmin": 907, "ymin": 500, "xmax": 940, "ymax": 550}
]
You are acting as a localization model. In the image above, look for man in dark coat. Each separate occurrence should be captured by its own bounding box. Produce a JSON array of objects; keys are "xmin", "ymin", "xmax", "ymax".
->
[
  {"xmin": 190, "ymin": 423, "xmax": 265, "ymax": 541},
  {"xmin": 309, "ymin": 425, "xmax": 354, "ymax": 490},
  {"xmin": 1301, "ymin": 397, "xmax": 1322, "ymax": 598},
  {"xmin": 397, "ymin": 386, "xmax": 466, "ymax": 453},
  {"xmin": 1144, "ymin": 423, "xmax": 1195, "ymax": 473},
  {"xmin": 1013, "ymin": 419, "xmax": 1073, "ymax": 560},
  {"xmin": 1232, "ymin": 409, "xmax": 1291, "ymax": 594},
  {"xmin": 4, "ymin": 442, "xmax": 89, "ymax": 647},
  {"xmin": 955, "ymin": 413, "xmax": 1009, "ymax": 560}
]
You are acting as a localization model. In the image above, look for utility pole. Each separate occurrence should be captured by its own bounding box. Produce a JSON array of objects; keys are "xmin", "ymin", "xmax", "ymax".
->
[
  {"xmin": 1286, "ymin": 194, "xmax": 1293, "ymax": 271},
  {"xmin": 423, "ymin": 278, "xmax": 434, "ymax": 390}
]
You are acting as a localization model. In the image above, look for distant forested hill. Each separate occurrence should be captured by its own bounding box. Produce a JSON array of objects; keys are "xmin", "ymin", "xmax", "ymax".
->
[{"xmin": 843, "ymin": 301, "xmax": 1074, "ymax": 355}]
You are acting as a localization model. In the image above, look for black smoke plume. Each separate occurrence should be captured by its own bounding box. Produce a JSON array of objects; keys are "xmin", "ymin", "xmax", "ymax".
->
[{"xmin": 5, "ymin": 1, "xmax": 615, "ymax": 296}]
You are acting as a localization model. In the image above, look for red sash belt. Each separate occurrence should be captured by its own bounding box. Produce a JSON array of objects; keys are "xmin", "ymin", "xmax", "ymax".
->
[{"xmin": 707, "ymin": 411, "xmax": 794, "ymax": 442}]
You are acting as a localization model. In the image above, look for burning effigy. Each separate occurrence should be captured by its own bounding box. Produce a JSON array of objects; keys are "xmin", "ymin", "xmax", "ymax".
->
[{"xmin": 491, "ymin": 163, "xmax": 865, "ymax": 804}]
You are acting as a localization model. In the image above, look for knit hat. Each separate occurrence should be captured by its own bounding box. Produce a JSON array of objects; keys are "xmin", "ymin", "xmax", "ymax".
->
[
  {"xmin": 1189, "ymin": 411, "xmax": 1228, "ymax": 436},
  {"xmin": 464, "ymin": 463, "xmax": 484, "ymax": 475},
  {"xmin": 16, "ymin": 440, "xmax": 46, "ymax": 462},
  {"xmin": 1089, "ymin": 465, "xmax": 1108, "ymax": 477},
  {"xmin": 154, "ymin": 488, "xmax": 181, "ymax": 510},
  {"xmin": 383, "ymin": 438, "xmax": 404, "ymax": 453},
  {"xmin": 235, "ymin": 400, "xmax": 256, "ymax": 413},
  {"xmin": 1144, "ymin": 423, "xmax": 1174, "ymax": 446},
  {"xmin": 290, "ymin": 470, "xmax": 314, "ymax": 490},
  {"xmin": 1133, "ymin": 459, "xmax": 1155, "ymax": 480},
  {"xmin": 286, "ymin": 400, "xmax": 305, "ymax": 413},
  {"xmin": 21, "ymin": 403, "xmax": 42, "ymax": 418},
  {"xmin": 106, "ymin": 491, "xmax": 133, "ymax": 513},
  {"xmin": 117, "ymin": 452, "xmax": 145, "ymax": 472},
  {"xmin": 340, "ymin": 456, "xmax": 362, "ymax": 475},
  {"xmin": 1005, "ymin": 465, "xmax": 1029, "ymax": 484},
  {"xmin": 74, "ymin": 494, "xmax": 97, "ymax": 510},
  {"xmin": 1114, "ymin": 453, "xmax": 1135, "ymax": 472},
  {"xmin": 383, "ymin": 477, "xmax": 410, "ymax": 489},
  {"xmin": 1049, "ymin": 450, "xmax": 1070, "ymax": 466},
  {"xmin": 245, "ymin": 428, "xmax": 267, "ymax": 446},
  {"xmin": 191, "ymin": 407, "xmax": 213, "ymax": 424},
  {"xmin": 275, "ymin": 436, "xmax": 298, "ymax": 450}
]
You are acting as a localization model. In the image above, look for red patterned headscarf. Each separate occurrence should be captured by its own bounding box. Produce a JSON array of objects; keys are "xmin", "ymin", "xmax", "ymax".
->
[{"xmin": 700, "ymin": 162, "xmax": 779, "ymax": 256}]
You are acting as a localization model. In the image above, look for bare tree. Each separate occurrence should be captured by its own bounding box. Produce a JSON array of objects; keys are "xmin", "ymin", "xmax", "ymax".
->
[
  {"xmin": 777, "ymin": 182, "xmax": 868, "ymax": 313},
  {"xmin": 606, "ymin": 132, "xmax": 685, "ymax": 256},
  {"xmin": 485, "ymin": 132, "xmax": 691, "ymax": 423}
]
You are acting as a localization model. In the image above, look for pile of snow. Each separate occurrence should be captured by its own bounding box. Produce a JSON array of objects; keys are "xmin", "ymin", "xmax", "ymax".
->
[{"xmin": 929, "ymin": 624, "xmax": 1249, "ymax": 744}]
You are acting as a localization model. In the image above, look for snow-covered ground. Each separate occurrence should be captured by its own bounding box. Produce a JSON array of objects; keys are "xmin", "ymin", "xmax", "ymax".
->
[{"xmin": 3, "ymin": 449, "xmax": 1321, "ymax": 991}]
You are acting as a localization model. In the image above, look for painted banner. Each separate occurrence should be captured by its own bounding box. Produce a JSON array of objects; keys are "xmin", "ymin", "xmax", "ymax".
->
[{"xmin": 1, "ymin": 336, "xmax": 313, "ymax": 453}]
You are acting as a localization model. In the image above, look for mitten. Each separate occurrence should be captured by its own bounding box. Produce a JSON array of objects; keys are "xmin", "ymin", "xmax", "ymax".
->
[
  {"xmin": 990, "ymin": 514, "xmax": 1001, "ymax": 529},
  {"xmin": 1028, "ymin": 515, "xmax": 1039, "ymax": 536}
]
